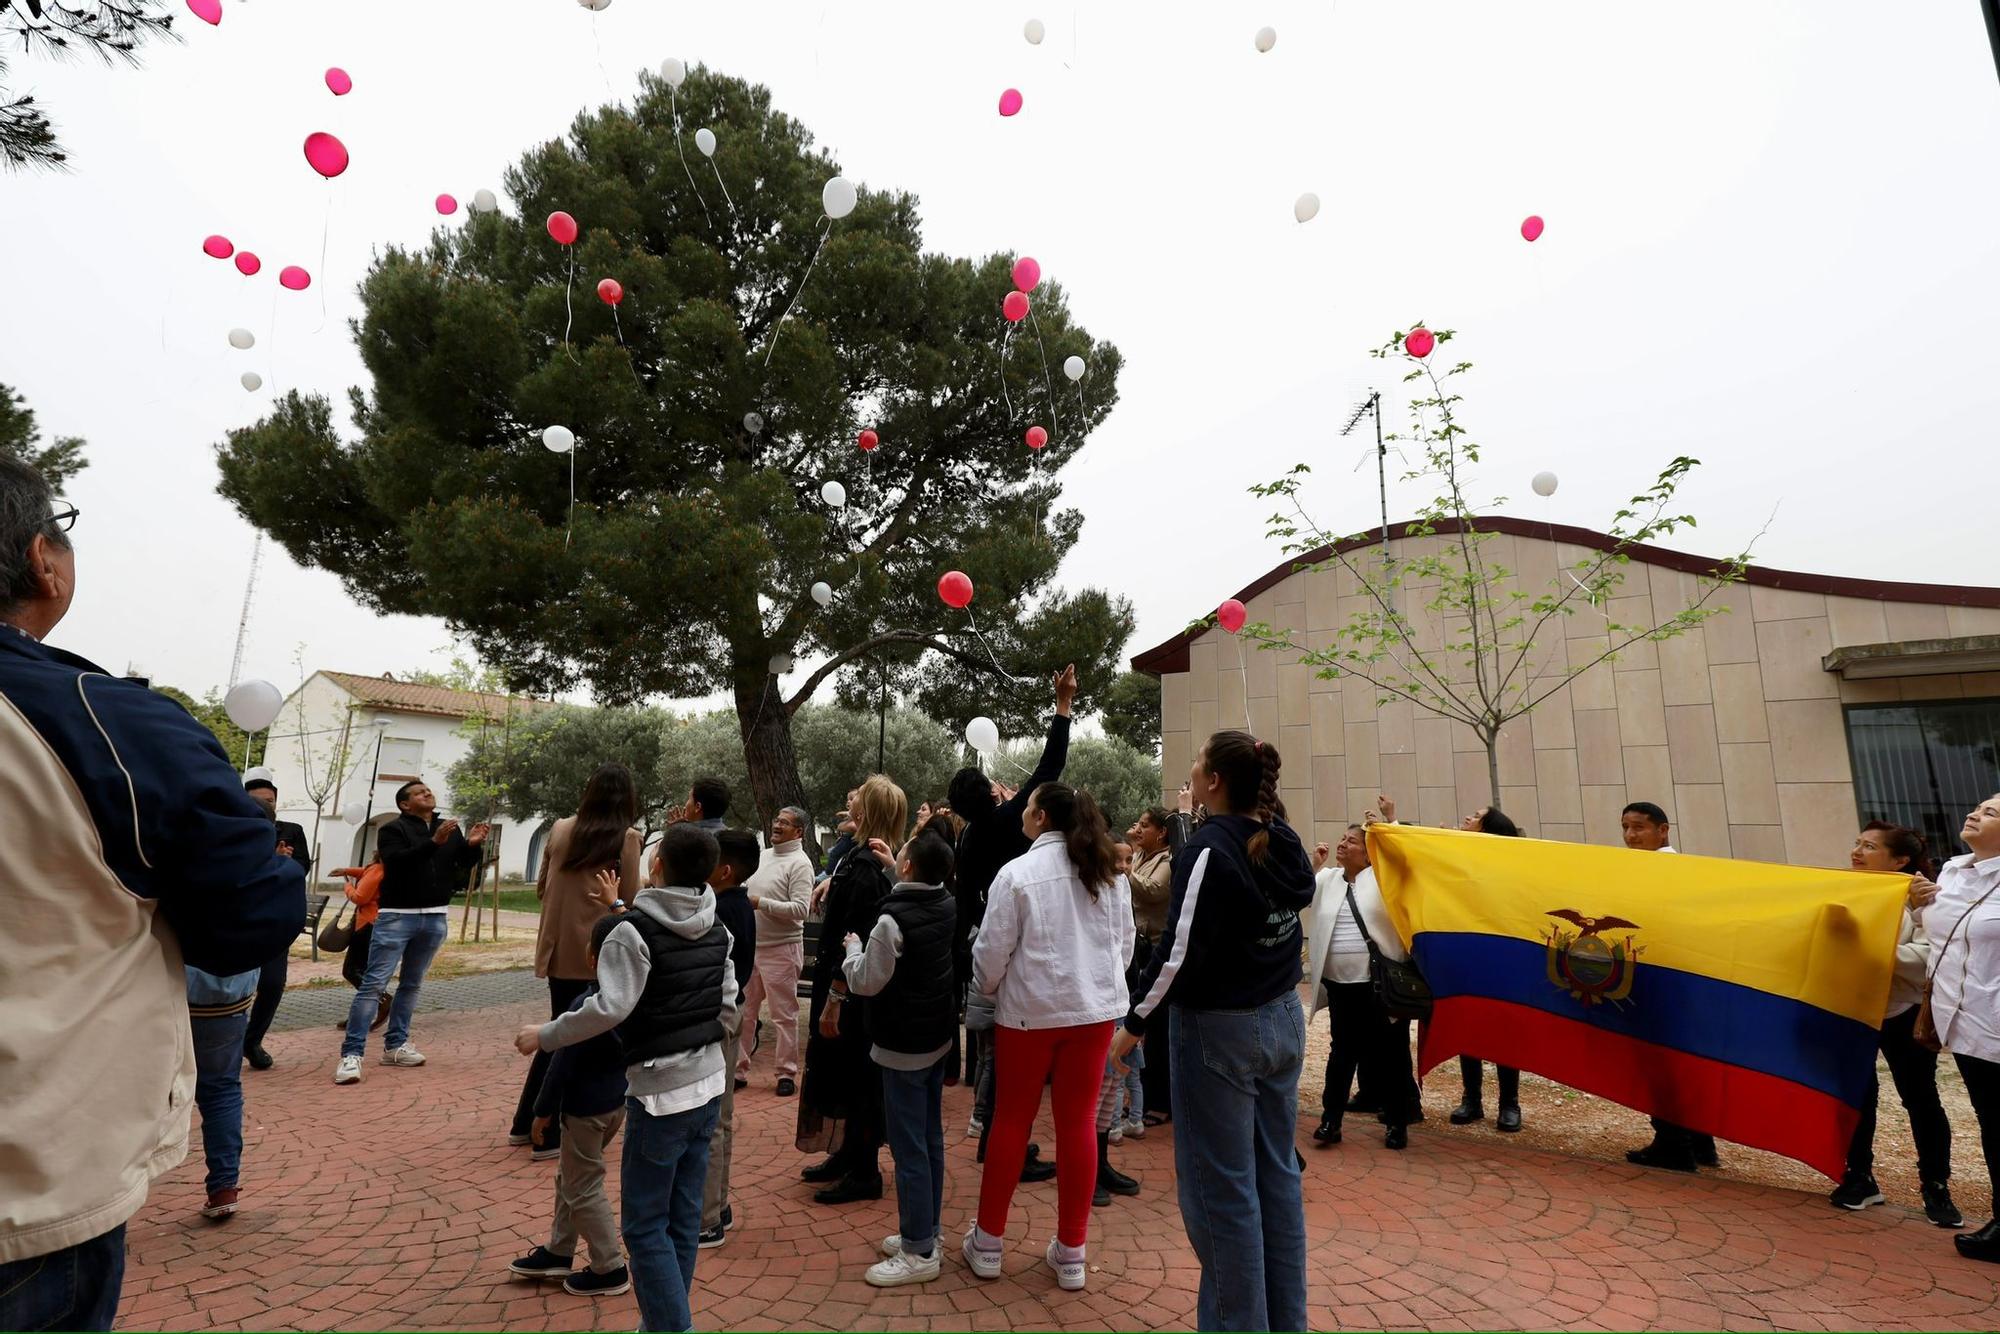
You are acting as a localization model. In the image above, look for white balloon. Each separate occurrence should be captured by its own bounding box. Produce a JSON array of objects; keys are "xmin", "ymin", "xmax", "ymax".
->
[
  {"xmin": 471, "ymin": 188, "xmax": 498, "ymax": 213},
  {"xmin": 659, "ymin": 57, "xmax": 686, "ymax": 89},
  {"xmin": 542, "ymin": 424, "xmax": 576, "ymax": 454},
  {"xmin": 743, "ymin": 412, "xmax": 764, "ymax": 434},
  {"xmin": 1255, "ymin": 25, "xmax": 1277, "ymax": 52},
  {"xmin": 822, "ymin": 175, "xmax": 857, "ymax": 220},
  {"xmin": 810, "ymin": 581, "xmax": 832, "ymax": 607},
  {"xmin": 240, "ymin": 372, "xmax": 263, "ymax": 392},
  {"xmin": 578, "ymin": 0, "xmax": 611, "ymax": 9},
  {"xmin": 820, "ymin": 480, "xmax": 847, "ymax": 509},
  {"xmin": 695, "ymin": 127, "xmax": 717, "ymax": 157},
  {"xmin": 1293, "ymin": 193, "xmax": 1320, "ymax": 224},
  {"xmin": 227, "ymin": 328, "xmax": 255, "ymax": 350},
  {"xmin": 1531, "ymin": 470, "xmax": 1560, "ymax": 498},
  {"xmin": 769, "ymin": 652, "xmax": 794, "ymax": 676},
  {"xmin": 224, "ymin": 679, "xmax": 284, "ymax": 733},
  {"xmin": 342, "ymin": 799, "xmax": 370, "ymax": 825},
  {"xmin": 966, "ymin": 716, "xmax": 1000, "ymax": 756},
  {"xmin": 1063, "ymin": 355, "xmax": 1086, "ymax": 382},
  {"xmin": 1024, "ymin": 17, "xmax": 1046, "ymax": 43}
]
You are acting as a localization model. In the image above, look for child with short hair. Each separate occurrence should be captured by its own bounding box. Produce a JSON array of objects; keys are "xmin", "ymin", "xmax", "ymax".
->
[
  {"xmin": 515, "ymin": 825, "xmax": 738, "ymax": 1334},
  {"xmin": 509, "ymin": 912, "xmax": 632, "ymax": 1296},
  {"xmin": 698, "ymin": 829, "xmax": 759, "ymax": 1248},
  {"xmin": 841, "ymin": 829, "xmax": 959, "ymax": 1286}
]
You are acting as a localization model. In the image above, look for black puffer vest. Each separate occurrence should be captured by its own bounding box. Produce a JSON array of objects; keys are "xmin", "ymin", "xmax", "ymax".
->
[
  {"xmin": 868, "ymin": 885, "xmax": 958, "ymax": 1055},
  {"xmin": 614, "ymin": 908, "xmax": 730, "ymax": 1062}
]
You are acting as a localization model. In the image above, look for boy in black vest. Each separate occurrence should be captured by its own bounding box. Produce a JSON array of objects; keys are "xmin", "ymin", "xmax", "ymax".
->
[
  {"xmin": 515, "ymin": 825, "xmax": 737, "ymax": 1334},
  {"xmin": 840, "ymin": 828, "xmax": 959, "ymax": 1287}
]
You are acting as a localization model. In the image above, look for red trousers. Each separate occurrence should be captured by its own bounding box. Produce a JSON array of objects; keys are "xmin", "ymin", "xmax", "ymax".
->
[{"xmin": 976, "ymin": 1020, "xmax": 1116, "ymax": 1248}]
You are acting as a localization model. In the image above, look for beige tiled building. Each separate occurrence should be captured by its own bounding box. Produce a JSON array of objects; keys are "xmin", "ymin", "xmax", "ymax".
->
[{"xmin": 1133, "ymin": 517, "xmax": 2000, "ymax": 870}]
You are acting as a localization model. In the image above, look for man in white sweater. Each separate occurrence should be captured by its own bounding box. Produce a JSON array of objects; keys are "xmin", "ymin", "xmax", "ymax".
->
[{"xmin": 738, "ymin": 805, "xmax": 816, "ymax": 1095}]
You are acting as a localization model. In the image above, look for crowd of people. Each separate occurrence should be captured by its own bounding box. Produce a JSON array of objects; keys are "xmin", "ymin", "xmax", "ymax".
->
[{"xmin": 6, "ymin": 451, "xmax": 2000, "ymax": 1332}]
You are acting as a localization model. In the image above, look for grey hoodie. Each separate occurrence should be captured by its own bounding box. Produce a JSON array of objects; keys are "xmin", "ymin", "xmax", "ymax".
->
[{"xmin": 539, "ymin": 884, "xmax": 740, "ymax": 1106}]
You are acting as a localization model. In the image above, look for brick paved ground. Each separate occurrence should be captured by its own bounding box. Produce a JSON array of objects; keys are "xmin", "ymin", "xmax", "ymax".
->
[{"xmin": 121, "ymin": 997, "xmax": 2000, "ymax": 1332}]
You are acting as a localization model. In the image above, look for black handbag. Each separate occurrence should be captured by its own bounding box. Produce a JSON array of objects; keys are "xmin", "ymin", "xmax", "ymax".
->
[{"xmin": 1345, "ymin": 882, "xmax": 1433, "ymax": 1022}]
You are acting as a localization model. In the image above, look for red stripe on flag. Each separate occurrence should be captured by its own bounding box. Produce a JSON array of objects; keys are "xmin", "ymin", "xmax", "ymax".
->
[{"xmin": 1419, "ymin": 996, "xmax": 1859, "ymax": 1179}]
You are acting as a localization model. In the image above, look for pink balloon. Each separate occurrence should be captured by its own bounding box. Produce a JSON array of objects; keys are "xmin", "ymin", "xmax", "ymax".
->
[
  {"xmin": 186, "ymin": 0, "xmax": 221, "ymax": 25},
  {"xmin": 597, "ymin": 277, "xmax": 624, "ymax": 306},
  {"xmin": 1011, "ymin": 256, "xmax": 1041, "ymax": 292},
  {"xmin": 938, "ymin": 571, "xmax": 974, "ymax": 610},
  {"xmin": 202, "ymin": 234, "xmax": 234, "ymax": 260},
  {"xmin": 547, "ymin": 211, "xmax": 579, "ymax": 246},
  {"xmin": 435, "ymin": 193, "xmax": 459, "ymax": 216},
  {"xmin": 279, "ymin": 265, "xmax": 312, "ymax": 291},
  {"xmin": 325, "ymin": 67, "xmax": 353, "ymax": 96},
  {"xmin": 303, "ymin": 131, "xmax": 349, "ymax": 179},
  {"xmin": 1521, "ymin": 214, "xmax": 1545, "ymax": 243},
  {"xmin": 1217, "ymin": 599, "xmax": 1248, "ymax": 635},
  {"xmin": 233, "ymin": 251, "xmax": 260, "ymax": 276},
  {"xmin": 1404, "ymin": 327, "xmax": 1435, "ymax": 359},
  {"xmin": 1025, "ymin": 425, "xmax": 1048, "ymax": 450},
  {"xmin": 1002, "ymin": 290, "xmax": 1030, "ymax": 323},
  {"xmin": 998, "ymin": 88, "xmax": 1023, "ymax": 117}
]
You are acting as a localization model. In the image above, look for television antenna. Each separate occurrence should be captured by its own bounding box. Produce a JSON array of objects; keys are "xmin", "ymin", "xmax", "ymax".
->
[{"xmin": 227, "ymin": 534, "xmax": 263, "ymax": 688}]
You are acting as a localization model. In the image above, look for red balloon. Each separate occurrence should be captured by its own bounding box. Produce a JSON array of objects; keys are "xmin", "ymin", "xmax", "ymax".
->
[
  {"xmin": 1011, "ymin": 256, "xmax": 1041, "ymax": 292},
  {"xmin": 233, "ymin": 251, "xmax": 260, "ymax": 276},
  {"xmin": 597, "ymin": 277, "xmax": 624, "ymax": 306},
  {"xmin": 546, "ymin": 211, "xmax": 579, "ymax": 246},
  {"xmin": 325, "ymin": 67, "xmax": 353, "ymax": 96},
  {"xmin": 303, "ymin": 131, "xmax": 349, "ymax": 179},
  {"xmin": 1025, "ymin": 425, "xmax": 1048, "ymax": 450},
  {"xmin": 1404, "ymin": 327, "xmax": 1435, "ymax": 359},
  {"xmin": 435, "ymin": 193, "xmax": 459, "ymax": 216},
  {"xmin": 938, "ymin": 570, "xmax": 974, "ymax": 610},
  {"xmin": 858, "ymin": 428, "xmax": 880, "ymax": 452},
  {"xmin": 202, "ymin": 234, "xmax": 233, "ymax": 260},
  {"xmin": 186, "ymin": 0, "xmax": 220, "ymax": 25},
  {"xmin": 1217, "ymin": 599, "xmax": 1248, "ymax": 635},
  {"xmin": 279, "ymin": 266, "xmax": 311, "ymax": 291},
  {"xmin": 1002, "ymin": 290, "xmax": 1030, "ymax": 323},
  {"xmin": 1520, "ymin": 215, "xmax": 1545, "ymax": 242}
]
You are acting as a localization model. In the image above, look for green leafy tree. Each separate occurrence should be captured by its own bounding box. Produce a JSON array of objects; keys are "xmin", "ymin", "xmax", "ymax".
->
[
  {"xmin": 1245, "ymin": 326, "xmax": 1752, "ymax": 807},
  {"xmin": 1099, "ymin": 669, "xmax": 1162, "ymax": 755},
  {"xmin": 215, "ymin": 66, "xmax": 1128, "ymax": 831},
  {"xmin": 0, "ymin": 382, "xmax": 87, "ymax": 489},
  {"xmin": 0, "ymin": 1, "xmax": 179, "ymax": 171},
  {"xmin": 403, "ymin": 651, "xmax": 509, "ymax": 694},
  {"xmin": 449, "ymin": 703, "xmax": 673, "ymax": 831},
  {"xmin": 995, "ymin": 733, "xmax": 1160, "ymax": 831},
  {"xmin": 789, "ymin": 702, "xmax": 959, "ymax": 827},
  {"xmin": 154, "ymin": 684, "xmax": 260, "ymax": 767}
]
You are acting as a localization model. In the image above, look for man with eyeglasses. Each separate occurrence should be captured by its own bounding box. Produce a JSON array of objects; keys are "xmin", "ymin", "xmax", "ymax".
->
[{"xmin": 0, "ymin": 457, "xmax": 306, "ymax": 1331}]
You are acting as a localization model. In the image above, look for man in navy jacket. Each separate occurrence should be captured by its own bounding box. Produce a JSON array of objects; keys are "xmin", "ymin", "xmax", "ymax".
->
[{"xmin": 0, "ymin": 457, "xmax": 306, "ymax": 1331}]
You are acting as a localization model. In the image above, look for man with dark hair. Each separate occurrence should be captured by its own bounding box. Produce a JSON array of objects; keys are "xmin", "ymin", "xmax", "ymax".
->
[
  {"xmin": 1618, "ymin": 799, "xmax": 1714, "ymax": 1171},
  {"xmin": 686, "ymin": 778, "xmax": 731, "ymax": 829},
  {"xmin": 0, "ymin": 457, "xmax": 305, "ymax": 1330},
  {"xmin": 1620, "ymin": 802, "xmax": 1675, "ymax": 853},
  {"xmin": 241, "ymin": 774, "xmax": 313, "ymax": 1070},
  {"xmin": 332, "ymin": 779, "xmax": 486, "ymax": 1085},
  {"xmin": 699, "ymin": 829, "xmax": 760, "ymax": 1248}
]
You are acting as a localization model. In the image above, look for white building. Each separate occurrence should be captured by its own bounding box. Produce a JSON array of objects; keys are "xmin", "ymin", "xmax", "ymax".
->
[{"xmin": 257, "ymin": 671, "xmax": 555, "ymax": 884}]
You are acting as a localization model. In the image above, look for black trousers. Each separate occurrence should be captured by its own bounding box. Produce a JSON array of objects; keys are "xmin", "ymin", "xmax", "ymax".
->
[
  {"xmin": 1848, "ymin": 1006, "xmax": 1952, "ymax": 1181},
  {"xmin": 243, "ymin": 947, "xmax": 289, "ymax": 1049},
  {"xmin": 1459, "ymin": 1056, "xmax": 1519, "ymax": 1107},
  {"xmin": 511, "ymin": 976, "xmax": 592, "ymax": 1144},
  {"xmin": 1956, "ymin": 1050, "xmax": 2000, "ymax": 1209},
  {"xmin": 1320, "ymin": 981, "xmax": 1419, "ymax": 1127}
]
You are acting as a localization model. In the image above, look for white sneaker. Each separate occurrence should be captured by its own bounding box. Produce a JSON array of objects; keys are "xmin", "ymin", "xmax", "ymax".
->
[
  {"xmin": 1044, "ymin": 1238, "xmax": 1086, "ymax": 1291},
  {"xmin": 333, "ymin": 1055, "xmax": 362, "ymax": 1085},
  {"xmin": 960, "ymin": 1229, "xmax": 1003, "ymax": 1280},
  {"xmin": 381, "ymin": 1045, "xmax": 426, "ymax": 1067},
  {"xmin": 878, "ymin": 1231, "xmax": 941, "ymax": 1258},
  {"xmin": 1108, "ymin": 1123, "xmax": 1124, "ymax": 1144},
  {"xmin": 966, "ymin": 1117, "xmax": 985, "ymax": 1139},
  {"xmin": 1122, "ymin": 1117, "xmax": 1148, "ymax": 1140},
  {"xmin": 865, "ymin": 1248, "xmax": 941, "ymax": 1287}
]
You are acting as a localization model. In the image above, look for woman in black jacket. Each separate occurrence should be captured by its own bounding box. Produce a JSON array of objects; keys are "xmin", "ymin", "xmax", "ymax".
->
[{"xmin": 1111, "ymin": 729, "xmax": 1315, "ymax": 1333}]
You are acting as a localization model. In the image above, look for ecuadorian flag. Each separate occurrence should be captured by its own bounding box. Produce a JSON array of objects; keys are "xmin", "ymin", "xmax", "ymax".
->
[{"xmin": 1367, "ymin": 824, "xmax": 1910, "ymax": 1178}]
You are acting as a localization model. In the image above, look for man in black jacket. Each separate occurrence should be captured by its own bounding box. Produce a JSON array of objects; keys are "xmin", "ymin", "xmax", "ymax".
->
[
  {"xmin": 331, "ymin": 780, "xmax": 486, "ymax": 1085},
  {"xmin": 241, "ymin": 775, "xmax": 313, "ymax": 1071}
]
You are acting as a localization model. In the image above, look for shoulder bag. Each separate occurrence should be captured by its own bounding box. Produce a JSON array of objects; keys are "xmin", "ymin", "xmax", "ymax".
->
[
  {"xmin": 1345, "ymin": 881, "xmax": 1433, "ymax": 1022},
  {"xmin": 316, "ymin": 897, "xmax": 355, "ymax": 954}
]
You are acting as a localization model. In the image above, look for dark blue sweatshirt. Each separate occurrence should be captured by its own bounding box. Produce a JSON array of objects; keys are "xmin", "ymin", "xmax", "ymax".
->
[
  {"xmin": 1123, "ymin": 813, "xmax": 1316, "ymax": 1034},
  {"xmin": 534, "ymin": 986, "xmax": 629, "ymax": 1119}
]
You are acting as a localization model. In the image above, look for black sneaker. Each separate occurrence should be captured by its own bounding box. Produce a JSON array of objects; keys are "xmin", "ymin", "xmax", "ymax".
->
[
  {"xmin": 244, "ymin": 1045, "xmax": 274, "ymax": 1071},
  {"xmin": 697, "ymin": 1223, "xmax": 727, "ymax": 1249},
  {"xmin": 508, "ymin": 1245, "xmax": 574, "ymax": 1279},
  {"xmin": 1092, "ymin": 1180, "xmax": 1111, "ymax": 1208},
  {"xmin": 1097, "ymin": 1164, "xmax": 1140, "ymax": 1198},
  {"xmin": 776, "ymin": 1076, "xmax": 796, "ymax": 1097},
  {"xmin": 1312, "ymin": 1116, "xmax": 1342, "ymax": 1146},
  {"xmin": 1923, "ymin": 1181, "xmax": 1965, "ymax": 1229},
  {"xmin": 1829, "ymin": 1171, "xmax": 1885, "ymax": 1211},
  {"xmin": 1384, "ymin": 1124, "xmax": 1408, "ymax": 1151},
  {"xmin": 1020, "ymin": 1145, "xmax": 1057, "ymax": 1184},
  {"xmin": 563, "ymin": 1265, "xmax": 631, "ymax": 1297}
]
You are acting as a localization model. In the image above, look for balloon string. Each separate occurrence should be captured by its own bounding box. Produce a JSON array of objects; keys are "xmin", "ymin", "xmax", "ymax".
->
[
  {"xmin": 562, "ymin": 247, "xmax": 580, "ymax": 364},
  {"xmin": 1235, "ymin": 636, "xmax": 1252, "ymax": 729},
  {"xmin": 591, "ymin": 13, "xmax": 614, "ymax": 99},
  {"xmin": 764, "ymin": 216, "xmax": 831, "ymax": 367},
  {"xmin": 1073, "ymin": 381, "xmax": 1087, "ymax": 432},
  {"xmin": 310, "ymin": 189, "xmax": 332, "ymax": 334},
  {"xmin": 1027, "ymin": 305, "xmax": 1061, "ymax": 442},
  {"xmin": 566, "ymin": 446, "xmax": 575, "ymax": 550},
  {"xmin": 669, "ymin": 88, "xmax": 714, "ymax": 229},
  {"xmin": 612, "ymin": 306, "xmax": 646, "ymax": 391},
  {"xmin": 709, "ymin": 160, "xmax": 736, "ymax": 213},
  {"xmin": 964, "ymin": 605, "xmax": 1031, "ymax": 688},
  {"xmin": 997, "ymin": 322, "xmax": 1015, "ymax": 421},
  {"xmin": 267, "ymin": 285, "xmax": 280, "ymax": 396}
]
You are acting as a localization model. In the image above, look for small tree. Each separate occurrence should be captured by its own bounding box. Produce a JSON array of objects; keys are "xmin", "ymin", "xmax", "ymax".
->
[
  {"xmin": 155, "ymin": 683, "xmax": 259, "ymax": 766},
  {"xmin": 0, "ymin": 381, "xmax": 88, "ymax": 488},
  {"xmin": 1099, "ymin": 669, "xmax": 1163, "ymax": 755},
  {"xmin": 0, "ymin": 1, "xmax": 178, "ymax": 171},
  {"xmin": 287, "ymin": 648, "xmax": 355, "ymax": 877},
  {"xmin": 449, "ymin": 702, "xmax": 674, "ymax": 834},
  {"xmin": 1244, "ymin": 326, "xmax": 1752, "ymax": 808},
  {"xmin": 995, "ymin": 732, "xmax": 1160, "ymax": 830}
]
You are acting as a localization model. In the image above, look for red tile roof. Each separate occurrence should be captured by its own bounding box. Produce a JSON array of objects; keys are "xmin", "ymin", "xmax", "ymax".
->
[{"xmin": 320, "ymin": 672, "xmax": 557, "ymax": 723}]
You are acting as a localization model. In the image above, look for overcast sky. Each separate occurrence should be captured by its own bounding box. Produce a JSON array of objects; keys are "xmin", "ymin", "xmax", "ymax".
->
[{"xmin": 4, "ymin": 1, "xmax": 1996, "ymax": 713}]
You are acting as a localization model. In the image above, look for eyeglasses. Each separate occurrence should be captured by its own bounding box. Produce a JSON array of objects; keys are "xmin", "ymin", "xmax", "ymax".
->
[{"xmin": 46, "ymin": 502, "xmax": 79, "ymax": 533}]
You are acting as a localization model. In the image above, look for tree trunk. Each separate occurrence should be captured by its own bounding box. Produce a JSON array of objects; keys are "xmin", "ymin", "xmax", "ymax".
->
[
  {"xmin": 733, "ymin": 668, "xmax": 819, "ymax": 845},
  {"xmin": 1482, "ymin": 729, "xmax": 1502, "ymax": 812}
]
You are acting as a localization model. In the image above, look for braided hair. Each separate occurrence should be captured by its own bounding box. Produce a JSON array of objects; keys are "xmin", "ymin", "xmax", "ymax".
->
[{"xmin": 1202, "ymin": 729, "xmax": 1283, "ymax": 864}]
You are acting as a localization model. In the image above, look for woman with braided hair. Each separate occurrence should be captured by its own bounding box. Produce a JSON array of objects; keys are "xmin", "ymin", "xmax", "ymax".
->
[{"xmin": 1111, "ymin": 730, "xmax": 1316, "ymax": 1332}]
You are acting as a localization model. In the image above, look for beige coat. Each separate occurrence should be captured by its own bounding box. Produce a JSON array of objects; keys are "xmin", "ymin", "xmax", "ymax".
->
[
  {"xmin": 1128, "ymin": 847, "xmax": 1173, "ymax": 941},
  {"xmin": 534, "ymin": 819, "xmax": 643, "ymax": 980}
]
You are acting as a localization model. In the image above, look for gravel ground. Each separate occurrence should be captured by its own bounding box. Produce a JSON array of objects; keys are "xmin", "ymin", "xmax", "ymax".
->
[{"xmin": 1297, "ymin": 1009, "xmax": 1993, "ymax": 1223}]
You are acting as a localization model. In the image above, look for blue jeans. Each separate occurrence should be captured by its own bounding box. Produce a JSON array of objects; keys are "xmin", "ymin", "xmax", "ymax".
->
[
  {"xmin": 0, "ymin": 1225, "xmax": 125, "ymax": 1331},
  {"xmin": 1170, "ymin": 993, "xmax": 1308, "ymax": 1333},
  {"xmin": 622, "ymin": 1094, "xmax": 719, "ymax": 1333},
  {"xmin": 191, "ymin": 1011, "xmax": 249, "ymax": 1192},
  {"xmin": 342, "ymin": 912, "xmax": 448, "ymax": 1058},
  {"xmin": 1122, "ymin": 1040, "xmax": 1146, "ymax": 1121},
  {"xmin": 881, "ymin": 1057, "xmax": 947, "ymax": 1255}
]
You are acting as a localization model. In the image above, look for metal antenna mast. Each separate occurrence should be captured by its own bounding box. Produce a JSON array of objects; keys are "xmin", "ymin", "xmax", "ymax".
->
[
  {"xmin": 1341, "ymin": 389, "xmax": 1388, "ymax": 553},
  {"xmin": 228, "ymin": 534, "xmax": 264, "ymax": 689}
]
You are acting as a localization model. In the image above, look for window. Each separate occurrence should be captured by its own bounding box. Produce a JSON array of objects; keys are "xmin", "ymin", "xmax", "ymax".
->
[
  {"xmin": 1845, "ymin": 699, "xmax": 2000, "ymax": 865},
  {"xmin": 377, "ymin": 737, "xmax": 425, "ymax": 781}
]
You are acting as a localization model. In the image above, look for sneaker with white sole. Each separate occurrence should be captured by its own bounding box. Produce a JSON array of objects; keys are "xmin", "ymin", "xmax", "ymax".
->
[
  {"xmin": 961, "ymin": 1229, "xmax": 1003, "ymax": 1280},
  {"xmin": 879, "ymin": 1231, "xmax": 942, "ymax": 1258},
  {"xmin": 1107, "ymin": 1123, "xmax": 1124, "ymax": 1145},
  {"xmin": 866, "ymin": 1248, "xmax": 942, "ymax": 1287},
  {"xmin": 1121, "ymin": 1117, "xmax": 1147, "ymax": 1139},
  {"xmin": 966, "ymin": 1116, "xmax": 985, "ymax": 1139},
  {"xmin": 333, "ymin": 1055, "xmax": 362, "ymax": 1085},
  {"xmin": 1044, "ymin": 1238, "xmax": 1086, "ymax": 1291},
  {"xmin": 381, "ymin": 1045, "xmax": 426, "ymax": 1067}
]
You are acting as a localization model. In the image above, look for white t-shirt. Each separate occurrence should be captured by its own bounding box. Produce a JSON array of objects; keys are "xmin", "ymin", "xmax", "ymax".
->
[
  {"xmin": 1923, "ymin": 853, "xmax": 2000, "ymax": 1063},
  {"xmin": 1321, "ymin": 881, "xmax": 1371, "ymax": 985}
]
